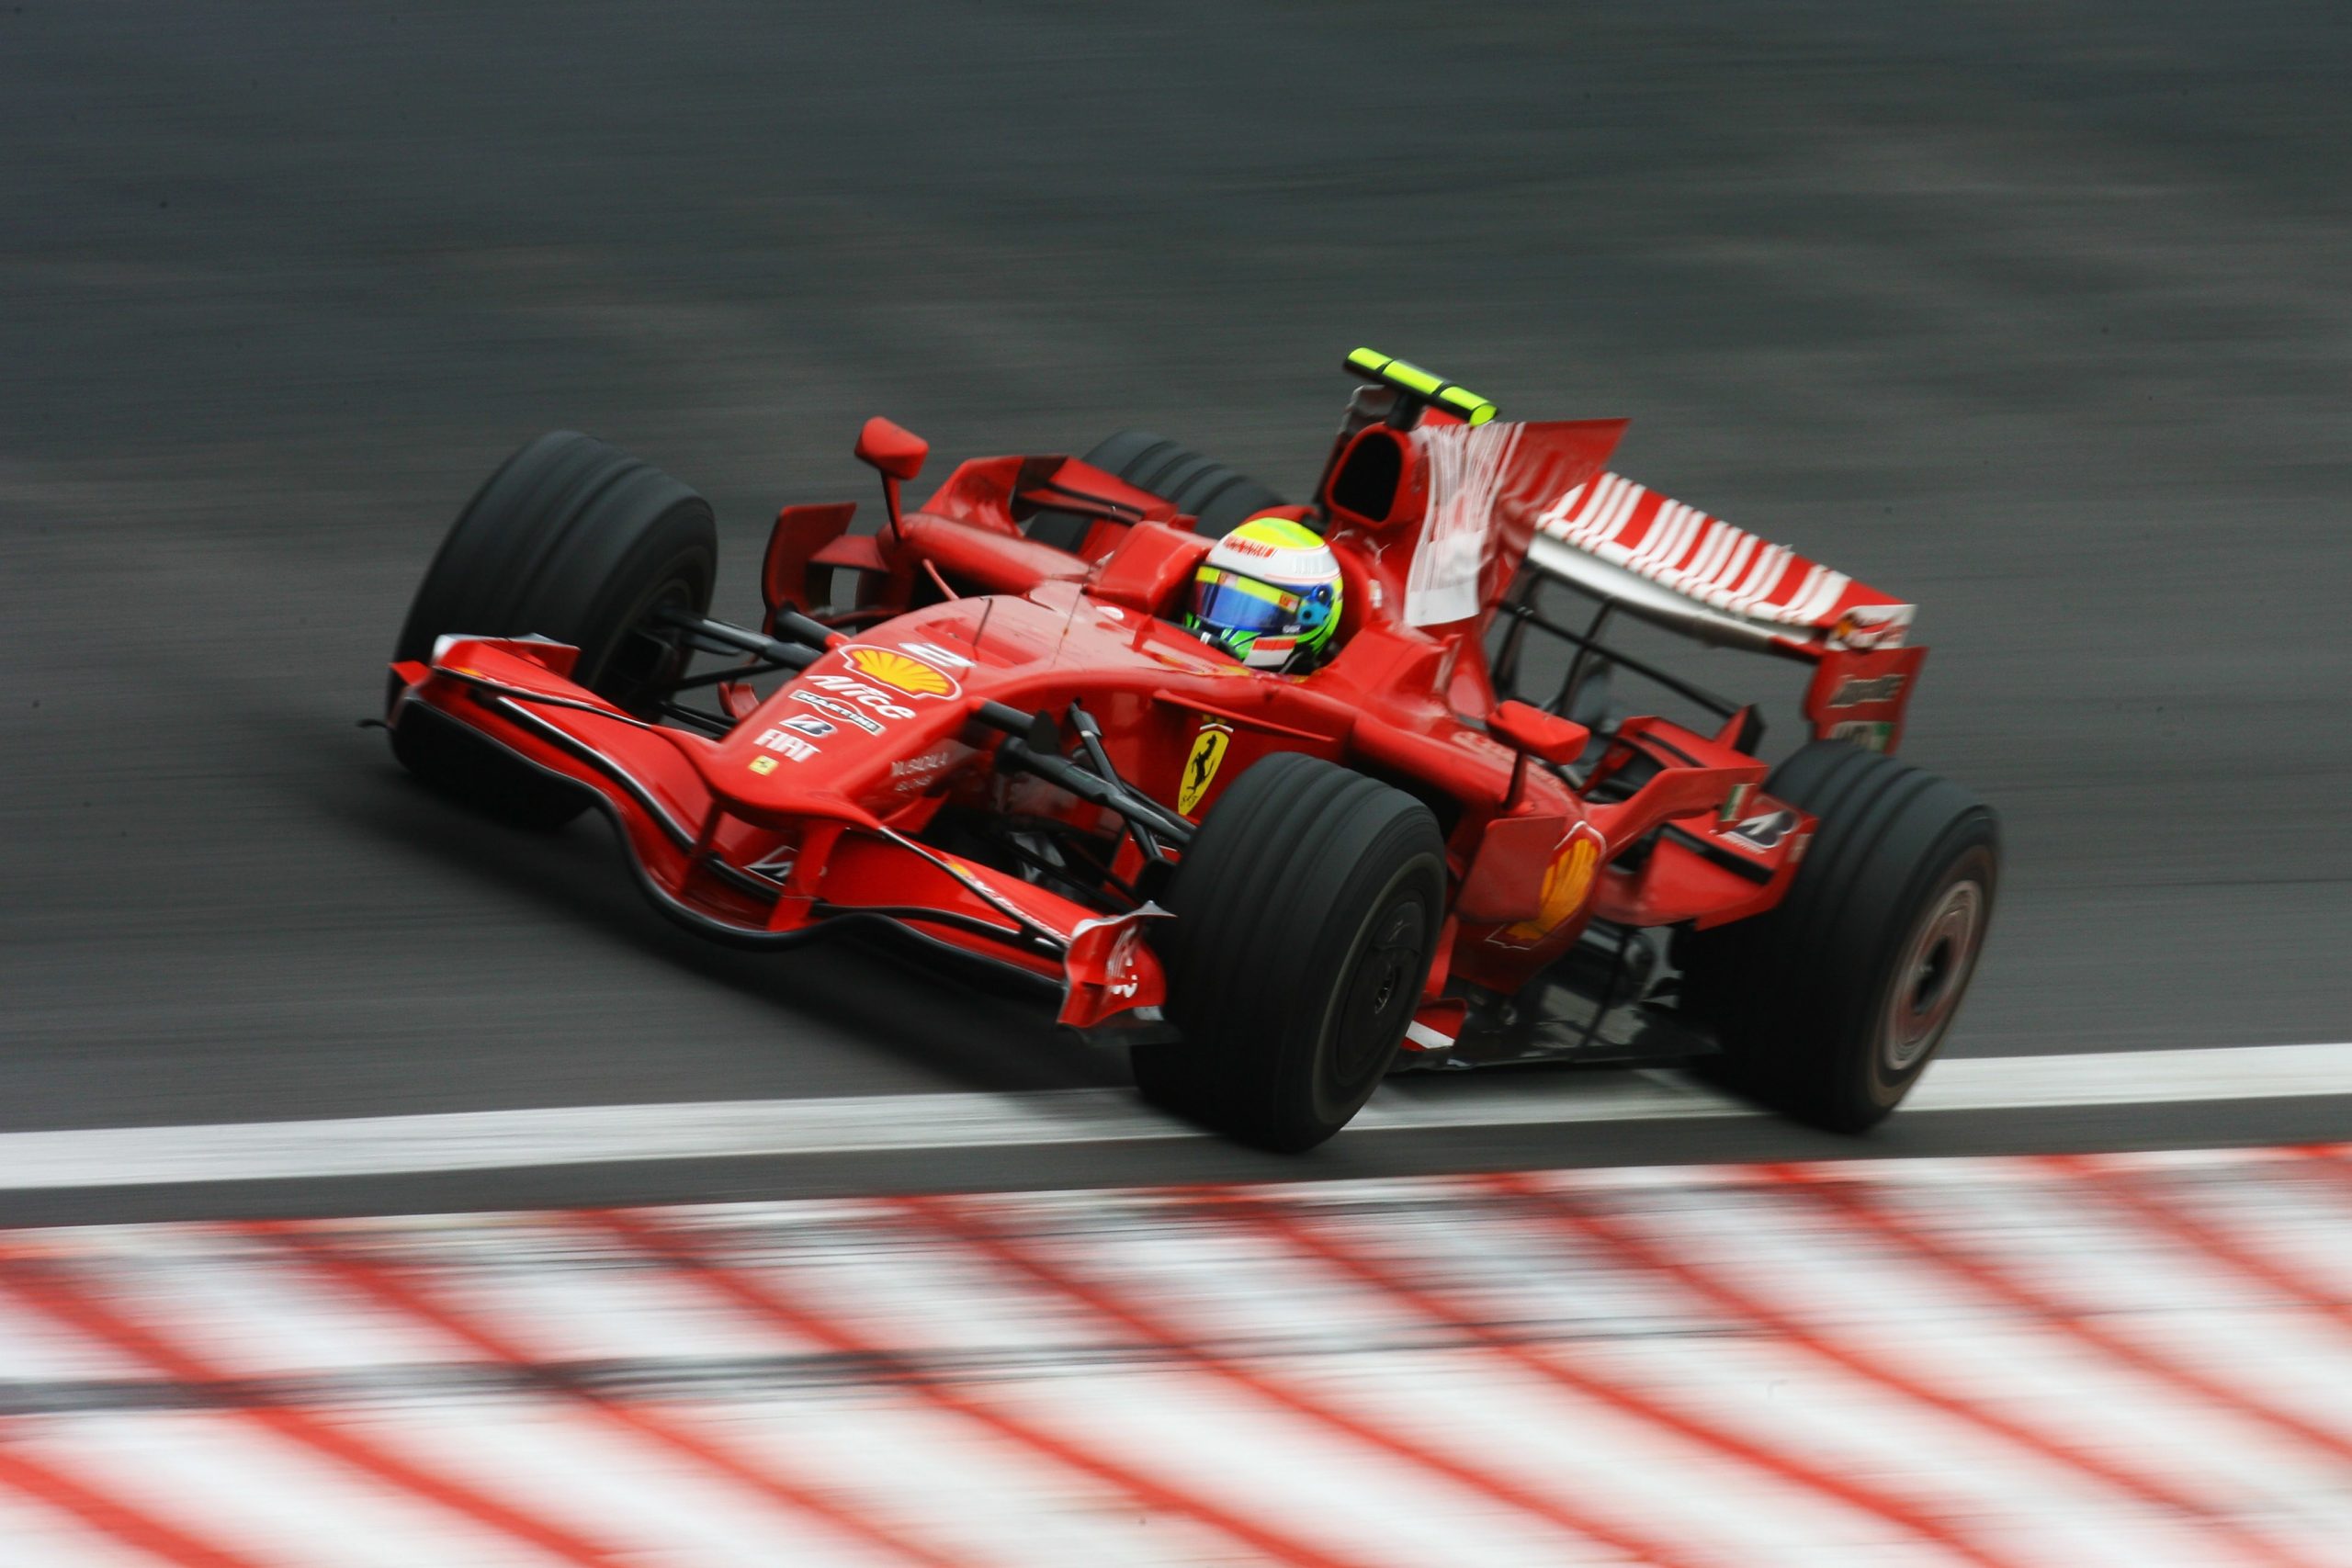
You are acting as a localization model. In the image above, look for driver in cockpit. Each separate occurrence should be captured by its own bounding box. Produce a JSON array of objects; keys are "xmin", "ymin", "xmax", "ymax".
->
[{"xmin": 1180, "ymin": 515, "xmax": 1342, "ymax": 674}]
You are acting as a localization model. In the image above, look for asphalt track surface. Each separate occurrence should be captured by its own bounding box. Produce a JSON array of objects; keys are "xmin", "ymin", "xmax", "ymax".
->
[{"xmin": 5, "ymin": 5, "xmax": 2349, "ymax": 1219}]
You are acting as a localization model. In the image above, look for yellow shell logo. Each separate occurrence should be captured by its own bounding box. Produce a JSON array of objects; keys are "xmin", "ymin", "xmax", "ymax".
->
[
  {"xmin": 1503, "ymin": 829, "xmax": 1601, "ymax": 942},
  {"xmin": 843, "ymin": 645, "xmax": 958, "ymax": 699}
]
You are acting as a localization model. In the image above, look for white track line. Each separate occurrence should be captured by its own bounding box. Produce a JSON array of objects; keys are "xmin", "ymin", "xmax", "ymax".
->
[{"xmin": 0, "ymin": 1042, "xmax": 2346, "ymax": 1192}]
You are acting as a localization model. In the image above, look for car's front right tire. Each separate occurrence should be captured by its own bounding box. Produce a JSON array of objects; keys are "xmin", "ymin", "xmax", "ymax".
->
[{"xmin": 389, "ymin": 431, "xmax": 717, "ymax": 828}]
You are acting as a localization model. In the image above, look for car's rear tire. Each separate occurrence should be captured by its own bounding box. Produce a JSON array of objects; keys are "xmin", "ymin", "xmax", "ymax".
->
[
  {"xmin": 1680, "ymin": 740, "xmax": 2000, "ymax": 1131},
  {"xmin": 389, "ymin": 431, "xmax": 718, "ymax": 828},
  {"xmin": 1132, "ymin": 753, "xmax": 1445, "ymax": 1151},
  {"xmin": 1079, "ymin": 429, "xmax": 1287, "ymax": 540}
]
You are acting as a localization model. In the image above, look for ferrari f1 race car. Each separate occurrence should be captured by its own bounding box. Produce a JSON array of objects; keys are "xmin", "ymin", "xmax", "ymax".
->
[{"xmin": 386, "ymin": 349, "xmax": 1998, "ymax": 1151}]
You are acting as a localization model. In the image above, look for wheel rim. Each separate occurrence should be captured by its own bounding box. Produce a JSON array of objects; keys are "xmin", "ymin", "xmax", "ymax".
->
[
  {"xmin": 1329, "ymin": 895, "xmax": 1430, "ymax": 1090},
  {"xmin": 1882, "ymin": 877, "xmax": 1985, "ymax": 1074}
]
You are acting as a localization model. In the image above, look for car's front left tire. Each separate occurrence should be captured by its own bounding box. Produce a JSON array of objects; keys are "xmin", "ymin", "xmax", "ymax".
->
[{"xmin": 1133, "ymin": 752, "xmax": 1445, "ymax": 1151}]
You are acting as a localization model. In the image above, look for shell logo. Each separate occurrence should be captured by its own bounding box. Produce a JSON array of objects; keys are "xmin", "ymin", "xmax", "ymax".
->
[
  {"xmin": 1502, "ymin": 828, "xmax": 1602, "ymax": 942},
  {"xmin": 842, "ymin": 645, "xmax": 961, "ymax": 700}
]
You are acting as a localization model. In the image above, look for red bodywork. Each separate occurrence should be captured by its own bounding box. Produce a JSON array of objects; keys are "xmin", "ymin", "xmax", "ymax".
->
[{"xmin": 390, "ymin": 412, "xmax": 1925, "ymax": 1051}]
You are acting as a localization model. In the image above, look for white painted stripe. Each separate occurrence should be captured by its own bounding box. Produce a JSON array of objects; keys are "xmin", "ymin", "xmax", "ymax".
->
[
  {"xmin": 1621, "ymin": 500, "xmax": 1682, "ymax": 572},
  {"xmin": 1559, "ymin": 474, "xmax": 1617, "ymax": 540},
  {"xmin": 1664, "ymin": 520, "xmax": 1734, "ymax": 591},
  {"xmin": 0, "ymin": 1044, "xmax": 2346, "ymax": 1192},
  {"xmin": 1566, "ymin": 476, "xmax": 1611, "ymax": 535},
  {"xmin": 1664, "ymin": 505, "xmax": 1710, "ymax": 571},
  {"xmin": 1725, "ymin": 543, "xmax": 1791, "ymax": 613},
  {"xmin": 1786, "ymin": 566, "xmax": 1851, "ymax": 626},
  {"xmin": 1699, "ymin": 532, "xmax": 1758, "ymax": 600},
  {"xmin": 1703, "ymin": 537, "xmax": 1772, "ymax": 611},
  {"xmin": 1535, "ymin": 482, "xmax": 1587, "ymax": 534},
  {"xmin": 1640, "ymin": 502, "xmax": 1700, "ymax": 573},
  {"xmin": 1775, "ymin": 563, "xmax": 1826, "ymax": 617},
  {"xmin": 1582, "ymin": 476, "xmax": 1640, "ymax": 546}
]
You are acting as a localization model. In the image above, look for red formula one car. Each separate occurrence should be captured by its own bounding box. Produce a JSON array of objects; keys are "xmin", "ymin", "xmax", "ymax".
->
[{"xmin": 387, "ymin": 350, "xmax": 1998, "ymax": 1150}]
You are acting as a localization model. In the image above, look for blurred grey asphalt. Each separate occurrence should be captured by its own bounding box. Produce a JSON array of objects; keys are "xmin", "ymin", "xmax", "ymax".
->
[{"xmin": 3, "ymin": 4, "xmax": 2347, "ymax": 1161}]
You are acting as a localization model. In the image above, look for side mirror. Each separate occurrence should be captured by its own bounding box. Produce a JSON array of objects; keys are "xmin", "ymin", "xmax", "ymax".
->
[
  {"xmin": 1488, "ymin": 700, "xmax": 1590, "ymax": 766},
  {"xmin": 854, "ymin": 416, "xmax": 929, "ymax": 482}
]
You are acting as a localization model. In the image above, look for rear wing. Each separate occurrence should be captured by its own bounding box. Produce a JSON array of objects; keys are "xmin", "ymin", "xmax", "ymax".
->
[
  {"xmin": 1524, "ymin": 471, "xmax": 1914, "ymax": 659},
  {"xmin": 1510, "ymin": 470, "xmax": 1927, "ymax": 753},
  {"xmin": 1327, "ymin": 346, "xmax": 1917, "ymax": 649},
  {"xmin": 1318, "ymin": 345, "xmax": 1931, "ymax": 754}
]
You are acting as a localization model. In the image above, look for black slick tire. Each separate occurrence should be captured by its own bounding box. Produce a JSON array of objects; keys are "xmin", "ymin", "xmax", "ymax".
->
[
  {"xmin": 1133, "ymin": 752, "xmax": 1445, "ymax": 1152},
  {"xmin": 1681, "ymin": 740, "xmax": 2000, "ymax": 1132},
  {"xmin": 389, "ymin": 431, "xmax": 717, "ymax": 829},
  {"xmin": 1080, "ymin": 430, "xmax": 1286, "ymax": 539}
]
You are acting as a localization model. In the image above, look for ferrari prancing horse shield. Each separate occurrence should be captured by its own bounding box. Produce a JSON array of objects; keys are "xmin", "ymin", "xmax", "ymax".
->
[{"xmin": 1179, "ymin": 722, "xmax": 1234, "ymax": 816}]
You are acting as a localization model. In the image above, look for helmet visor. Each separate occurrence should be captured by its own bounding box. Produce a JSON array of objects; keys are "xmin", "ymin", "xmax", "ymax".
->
[{"xmin": 1190, "ymin": 569, "xmax": 1302, "ymax": 636}]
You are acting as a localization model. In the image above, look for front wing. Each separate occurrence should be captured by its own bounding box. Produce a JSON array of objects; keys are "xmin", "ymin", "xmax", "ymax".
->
[{"xmin": 390, "ymin": 636, "xmax": 1170, "ymax": 1035}]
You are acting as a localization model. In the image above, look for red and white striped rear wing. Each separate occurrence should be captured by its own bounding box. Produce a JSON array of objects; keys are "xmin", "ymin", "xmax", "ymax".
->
[
  {"xmin": 1525, "ymin": 470, "xmax": 1914, "ymax": 656},
  {"xmin": 1521, "ymin": 470, "xmax": 1927, "ymax": 750}
]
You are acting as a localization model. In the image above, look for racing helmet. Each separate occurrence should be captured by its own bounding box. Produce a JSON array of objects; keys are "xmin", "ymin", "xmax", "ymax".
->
[{"xmin": 1182, "ymin": 515, "xmax": 1343, "ymax": 672}]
